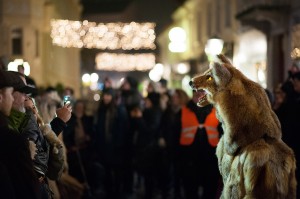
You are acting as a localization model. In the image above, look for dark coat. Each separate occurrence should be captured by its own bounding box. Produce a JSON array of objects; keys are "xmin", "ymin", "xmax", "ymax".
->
[
  {"xmin": 95, "ymin": 103, "xmax": 129, "ymax": 166},
  {"xmin": 0, "ymin": 113, "xmax": 40, "ymax": 199},
  {"xmin": 132, "ymin": 106, "xmax": 162, "ymax": 171},
  {"xmin": 64, "ymin": 113, "xmax": 94, "ymax": 150},
  {"xmin": 23, "ymin": 111, "xmax": 50, "ymax": 175}
]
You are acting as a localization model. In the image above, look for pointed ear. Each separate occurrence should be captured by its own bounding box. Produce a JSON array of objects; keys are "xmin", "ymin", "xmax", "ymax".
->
[
  {"xmin": 212, "ymin": 62, "xmax": 232, "ymax": 86},
  {"xmin": 217, "ymin": 54, "xmax": 232, "ymax": 65}
]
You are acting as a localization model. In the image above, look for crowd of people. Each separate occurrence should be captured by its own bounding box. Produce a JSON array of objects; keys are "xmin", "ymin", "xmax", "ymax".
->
[
  {"xmin": 0, "ymin": 65, "xmax": 224, "ymax": 199},
  {"xmin": 0, "ymin": 59, "xmax": 300, "ymax": 199},
  {"xmin": 271, "ymin": 62, "xmax": 300, "ymax": 197}
]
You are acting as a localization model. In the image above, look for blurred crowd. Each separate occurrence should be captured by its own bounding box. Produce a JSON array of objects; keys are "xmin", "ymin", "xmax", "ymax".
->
[
  {"xmin": 0, "ymin": 59, "xmax": 300, "ymax": 199},
  {"xmin": 271, "ymin": 61, "xmax": 300, "ymax": 197}
]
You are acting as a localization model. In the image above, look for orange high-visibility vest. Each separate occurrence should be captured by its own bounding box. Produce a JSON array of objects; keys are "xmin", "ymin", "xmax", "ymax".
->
[{"xmin": 180, "ymin": 106, "xmax": 219, "ymax": 147}]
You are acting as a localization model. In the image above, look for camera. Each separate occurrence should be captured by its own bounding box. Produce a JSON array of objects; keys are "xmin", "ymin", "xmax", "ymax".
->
[{"xmin": 63, "ymin": 95, "xmax": 71, "ymax": 105}]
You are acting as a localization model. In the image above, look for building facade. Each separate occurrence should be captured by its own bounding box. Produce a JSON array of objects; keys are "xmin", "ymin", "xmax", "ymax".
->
[
  {"xmin": 0, "ymin": 0, "xmax": 82, "ymax": 97},
  {"xmin": 158, "ymin": 0, "xmax": 300, "ymax": 91}
]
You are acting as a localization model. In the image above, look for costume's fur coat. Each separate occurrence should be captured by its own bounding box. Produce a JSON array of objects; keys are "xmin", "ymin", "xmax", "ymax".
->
[{"xmin": 190, "ymin": 54, "xmax": 297, "ymax": 199}]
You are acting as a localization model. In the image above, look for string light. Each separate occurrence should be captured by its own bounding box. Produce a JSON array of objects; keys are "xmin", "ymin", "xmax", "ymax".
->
[
  {"xmin": 291, "ymin": 48, "xmax": 300, "ymax": 59},
  {"xmin": 95, "ymin": 53, "xmax": 155, "ymax": 71},
  {"xmin": 292, "ymin": 24, "xmax": 300, "ymax": 59},
  {"xmin": 50, "ymin": 19, "xmax": 156, "ymax": 50}
]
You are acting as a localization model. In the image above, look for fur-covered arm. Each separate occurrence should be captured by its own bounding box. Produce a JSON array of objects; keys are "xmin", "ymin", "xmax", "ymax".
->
[{"xmin": 40, "ymin": 124, "xmax": 63, "ymax": 148}]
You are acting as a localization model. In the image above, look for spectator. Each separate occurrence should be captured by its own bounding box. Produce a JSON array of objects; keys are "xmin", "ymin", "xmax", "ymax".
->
[
  {"xmin": 62, "ymin": 87, "xmax": 76, "ymax": 107},
  {"xmin": 94, "ymin": 88, "xmax": 130, "ymax": 198},
  {"xmin": 173, "ymin": 90, "xmax": 222, "ymax": 199},
  {"xmin": 275, "ymin": 71, "xmax": 300, "ymax": 196},
  {"xmin": 17, "ymin": 64, "xmax": 37, "ymax": 96},
  {"xmin": 37, "ymin": 87, "xmax": 62, "ymax": 124},
  {"xmin": 131, "ymin": 92, "xmax": 163, "ymax": 199},
  {"xmin": 0, "ymin": 70, "xmax": 40, "ymax": 199},
  {"xmin": 157, "ymin": 88, "xmax": 190, "ymax": 198},
  {"xmin": 117, "ymin": 76, "xmax": 143, "ymax": 197},
  {"xmin": 8, "ymin": 72, "xmax": 71, "ymax": 199},
  {"xmin": 64, "ymin": 99, "xmax": 104, "ymax": 198}
]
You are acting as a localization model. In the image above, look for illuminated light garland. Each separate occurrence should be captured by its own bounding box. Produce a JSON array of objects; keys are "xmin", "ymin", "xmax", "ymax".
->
[
  {"xmin": 291, "ymin": 48, "xmax": 300, "ymax": 59},
  {"xmin": 50, "ymin": 19, "xmax": 156, "ymax": 50},
  {"xmin": 95, "ymin": 53, "xmax": 155, "ymax": 71},
  {"xmin": 292, "ymin": 24, "xmax": 300, "ymax": 59}
]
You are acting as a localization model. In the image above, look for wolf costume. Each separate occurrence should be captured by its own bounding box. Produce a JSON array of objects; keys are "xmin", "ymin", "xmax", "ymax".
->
[{"xmin": 189, "ymin": 54, "xmax": 296, "ymax": 199}]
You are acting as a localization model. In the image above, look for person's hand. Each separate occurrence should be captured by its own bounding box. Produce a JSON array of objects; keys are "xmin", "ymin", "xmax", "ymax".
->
[
  {"xmin": 56, "ymin": 104, "xmax": 72, "ymax": 123},
  {"xmin": 28, "ymin": 140, "xmax": 37, "ymax": 160}
]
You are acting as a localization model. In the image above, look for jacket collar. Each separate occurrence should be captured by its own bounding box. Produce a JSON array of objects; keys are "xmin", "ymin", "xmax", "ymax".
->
[{"xmin": 8, "ymin": 109, "xmax": 28, "ymax": 132}]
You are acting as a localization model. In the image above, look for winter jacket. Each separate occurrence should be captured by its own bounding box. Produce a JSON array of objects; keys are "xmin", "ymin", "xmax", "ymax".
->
[
  {"xmin": 9, "ymin": 109, "xmax": 50, "ymax": 175},
  {"xmin": 0, "ymin": 113, "xmax": 40, "ymax": 199}
]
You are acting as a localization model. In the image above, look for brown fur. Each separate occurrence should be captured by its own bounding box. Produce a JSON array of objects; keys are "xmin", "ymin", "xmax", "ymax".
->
[{"xmin": 190, "ymin": 54, "xmax": 297, "ymax": 198}]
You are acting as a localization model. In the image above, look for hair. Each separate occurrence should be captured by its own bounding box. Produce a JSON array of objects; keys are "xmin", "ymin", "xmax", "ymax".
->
[
  {"xmin": 26, "ymin": 96, "xmax": 44, "ymax": 126},
  {"xmin": 64, "ymin": 87, "xmax": 74, "ymax": 95},
  {"xmin": 74, "ymin": 99, "xmax": 86, "ymax": 109},
  {"xmin": 292, "ymin": 71, "xmax": 300, "ymax": 81},
  {"xmin": 17, "ymin": 64, "xmax": 24, "ymax": 70}
]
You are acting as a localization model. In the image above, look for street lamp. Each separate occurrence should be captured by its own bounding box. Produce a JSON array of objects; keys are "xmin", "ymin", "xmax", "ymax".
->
[
  {"xmin": 205, "ymin": 36, "xmax": 224, "ymax": 62},
  {"xmin": 8, "ymin": 59, "xmax": 31, "ymax": 75},
  {"xmin": 81, "ymin": 72, "xmax": 99, "ymax": 90},
  {"xmin": 168, "ymin": 27, "xmax": 187, "ymax": 53}
]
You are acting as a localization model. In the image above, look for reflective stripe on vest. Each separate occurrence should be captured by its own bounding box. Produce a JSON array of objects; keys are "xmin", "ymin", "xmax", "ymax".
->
[
  {"xmin": 180, "ymin": 106, "xmax": 219, "ymax": 146},
  {"xmin": 204, "ymin": 108, "xmax": 219, "ymax": 147},
  {"xmin": 180, "ymin": 107, "xmax": 199, "ymax": 145}
]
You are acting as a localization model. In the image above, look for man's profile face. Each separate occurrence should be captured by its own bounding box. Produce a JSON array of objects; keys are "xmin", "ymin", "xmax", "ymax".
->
[
  {"xmin": 11, "ymin": 75, "xmax": 28, "ymax": 113},
  {"xmin": 12, "ymin": 91, "xmax": 26, "ymax": 113},
  {"xmin": 0, "ymin": 87, "xmax": 14, "ymax": 116}
]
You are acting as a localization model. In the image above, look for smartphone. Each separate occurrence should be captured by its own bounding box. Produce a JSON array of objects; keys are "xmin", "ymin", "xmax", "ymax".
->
[{"xmin": 63, "ymin": 95, "xmax": 71, "ymax": 105}]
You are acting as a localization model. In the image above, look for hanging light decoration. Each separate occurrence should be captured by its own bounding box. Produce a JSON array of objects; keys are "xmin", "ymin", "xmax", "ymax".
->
[
  {"xmin": 50, "ymin": 19, "xmax": 156, "ymax": 50},
  {"xmin": 95, "ymin": 53, "xmax": 155, "ymax": 71}
]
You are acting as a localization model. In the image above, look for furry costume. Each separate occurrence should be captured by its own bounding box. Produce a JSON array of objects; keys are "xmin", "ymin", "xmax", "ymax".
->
[{"xmin": 189, "ymin": 54, "xmax": 297, "ymax": 199}]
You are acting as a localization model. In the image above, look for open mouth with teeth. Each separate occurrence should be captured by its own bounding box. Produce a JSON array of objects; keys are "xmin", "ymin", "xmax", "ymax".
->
[{"xmin": 193, "ymin": 89, "xmax": 208, "ymax": 104}]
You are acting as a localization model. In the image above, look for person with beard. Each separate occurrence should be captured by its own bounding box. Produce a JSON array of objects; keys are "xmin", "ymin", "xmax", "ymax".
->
[
  {"xmin": 0, "ymin": 70, "xmax": 40, "ymax": 199},
  {"xmin": 8, "ymin": 72, "xmax": 72, "ymax": 199}
]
